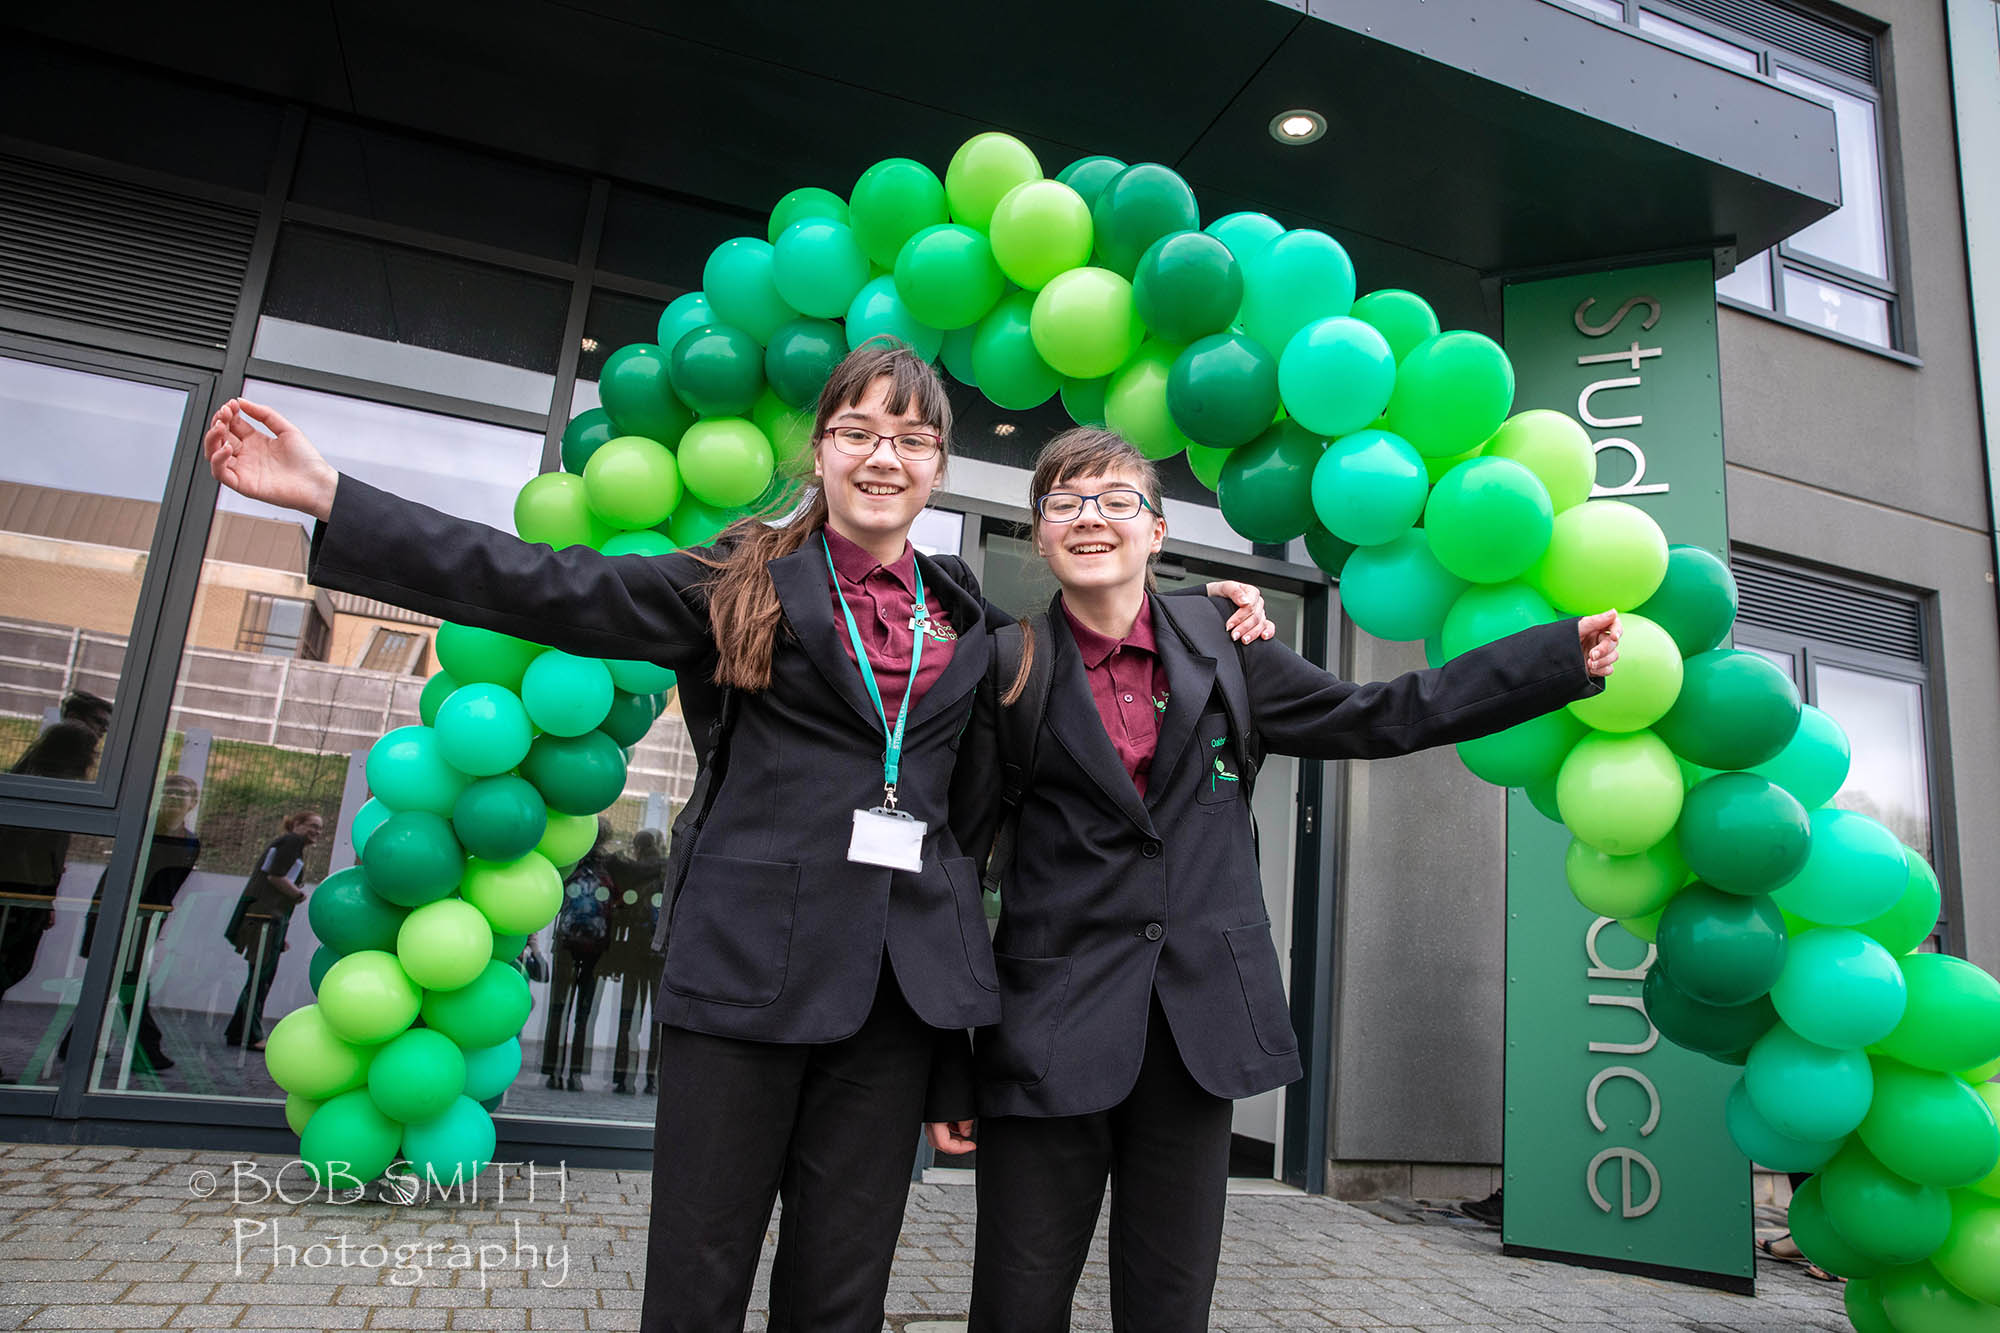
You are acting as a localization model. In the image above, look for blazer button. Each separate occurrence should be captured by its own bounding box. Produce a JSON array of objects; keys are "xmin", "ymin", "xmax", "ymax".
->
[
  {"xmin": 1141, "ymin": 840, "xmax": 1161, "ymax": 859},
  {"xmin": 1143, "ymin": 922, "xmax": 1164, "ymax": 941}
]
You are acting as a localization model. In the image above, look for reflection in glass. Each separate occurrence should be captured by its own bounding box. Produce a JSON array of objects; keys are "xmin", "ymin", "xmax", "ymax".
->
[
  {"xmin": 0, "ymin": 354, "xmax": 190, "ymax": 781},
  {"xmin": 1716, "ymin": 251, "xmax": 1774, "ymax": 309},
  {"xmin": 1816, "ymin": 664, "xmax": 1930, "ymax": 859},
  {"xmin": 1781, "ymin": 270, "xmax": 1892, "ymax": 348},
  {"xmin": 1774, "ymin": 69, "xmax": 1889, "ymax": 283},
  {"xmin": 0, "ymin": 824, "xmax": 113, "ymax": 1087},
  {"xmin": 1638, "ymin": 12, "xmax": 1760, "ymax": 71}
]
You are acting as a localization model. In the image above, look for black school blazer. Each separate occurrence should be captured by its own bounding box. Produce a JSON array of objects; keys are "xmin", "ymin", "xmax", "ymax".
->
[
  {"xmin": 309, "ymin": 477, "xmax": 1002, "ymax": 1044},
  {"xmin": 952, "ymin": 595, "xmax": 1600, "ymax": 1118}
]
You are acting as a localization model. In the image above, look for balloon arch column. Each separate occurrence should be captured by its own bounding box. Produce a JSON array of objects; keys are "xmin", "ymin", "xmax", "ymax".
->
[{"xmin": 266, "ymin": 132, "xmax": 2000, "ymax": 1330}]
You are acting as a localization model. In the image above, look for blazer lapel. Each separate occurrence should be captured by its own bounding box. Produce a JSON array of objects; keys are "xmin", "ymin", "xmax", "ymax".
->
[
  {"xmin": 1043, "ymin": 597, "xmax": 1155, "ymax": 837},
  {"xmin": 768, "ymin": 544, "xmax": 880, "ymax": 729},
  {"xmin": 908, "ymin": 550, "xmax": 988, "ymax": 728},
  {"xmin": 1148, "ymin": 597, "xmax": 1217, "ymax": 810}
]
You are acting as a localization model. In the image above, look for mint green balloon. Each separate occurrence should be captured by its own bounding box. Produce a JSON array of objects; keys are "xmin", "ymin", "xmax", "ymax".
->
[
  {"xmin": 944, "ymin": 131, "xmax": 1042, "ymax": 232},
  {"xmin": 656, "ymin": 293, "xmax": 713, "ymax": 357},
  {"xmin": 1203, "ymin": 211, "xmax": 1284, "ymax": 267},
  {"xmin": 520, "ymin": 650, "xmax": 615, "ymax": 738},
  {"xmin": 1568, "ymin": 613, "xmax": 1682, "ymax": 733},
  {"xmin": 1425, "ymin": 457, "xmax": 1554, "ymax": 584},
  {"xmin": 677, "ymin": 418, "xmax": 775, "ymax": 509},
  {"xmin": 1338, "ymin": 530, "xmax": 1467, "ymax": 643},
  {"xmin": 849, "ymin": 158, "xmax": 949, "ymax": 270},
  {"xmin": 433, "ymin": 683, "xmax": 534, "ymax": 778},
  {"xmin": 1458, "ymin": 708, "xmax": 1587, "ymax": 788},
  {"xmin": 846, "ymin": 274, "xmax": 943, "ymax": 361},
  {"xmin": 1384, "ymin": 331, "xmax": 1517, "ymax": 459},
  {"xmin": 299, "ymin": 1088, "xmax": 402, "ymax": 1187},
  {"xmin": 1484, "ymin": 410, "xmax": 1596, "ymax": 513},
  {"xmin": 396, "ymin": 899, "xmax": 494, "ymax": 993},
  {"xmin": 989, "ymin": 179, "xmax": 1094, "ymax": 291},
  {"xmin": 358, "ymin": 810, "xmax": 464, "ymax": 907},
  {"xmin": 1439, "ymin": 581, "xmax": 1558, "ymax": 660},
  {"xmin": 583, "ymin": 436, "xmax": 682, "ymax": 529},
  {"xmin": 401, "ymin": 1096, "xmax": 496, "ymax": 1188},
  {"xmin": 1310, "ymin": 428, "xmax": 1427, "ymax": 547},
  {"xmin": 366, "ymin": 1027, "xmax": 466, "ymax": 1124},
  {"xmin": 1749, "ymin": 704, "xmax": 1851, "ymax": 811},
  {"xmin": 1556, "ymin": 730, "xmax": 1685, "ymax": 855},
  {"xmin": 767, "ymin": 186, "xmax": 846, "ymax": 245},
  {"xmin": 1724, "ymin": 1077, "xmax": 1844, "ymax": 1172},
  {"xmin": 365, "ymin": 726, "xmax": 468, "ymax": 817},
  {"xmin": 772, "ymin": 218, "xmax": 870, "ymax": 320},
  {"xmin": 1770, "ymin": 928, "xmax": 1907, "ymax": 1049},
  {"xmin": 1279, "ymin": 317, "xmax": 1396, "ymax": 438},
  {"xmin": 1564, "ymin": 836, "xmax": 1688, "ymax": 920},
  {"xmin": 1216, "ymin": 419, "xmax": 1321, "ymax": 544},
  {"xmin": 703, "ymin": 237, "xmax": 797, "ymax": 344},
  {"xmin": 1056, "ymin": 155, "xmax": 1128, "ymax": 212},
  {"xmin": 419, "ymin": 961, "xmax": 534, "ymax": 1049},
  {"xmin": 1774, "ymin": 807, "xmax": 1909, "ymax": 927},
  {"xmin": 265, "ymin": 1005, "xmax": 374, "ymax": 1101},
  {"xmin": 940, "ymin": 324, "xmax": 978, "ymax": 386},
  {"xmin": 1239, "ymin": 229, "xmax": 1356, "ymax": 356},
  {"xmin": 349, "ymin": 797, "xmax": 392, "ymax": 860},
  {"xmin": 602, "ymin": 529, "xmax": 676, "ymax": 558},
  {"xmin": 460, "ymin": 1038, "xmax": 523, "ymax": 1102},
  {"xmin": 435, "ymin": 623, "xmax": 542, "ymax": 691},
  {"xmin": 970, "ymin": 291, "xmax": 1061, "ymax": 410},
  {"xmin": 1031, "ymin": 267, "xmax": 1143, "ymax": 379},
  {"xmin": 1348, "ymin": 289, "xmax": 1441, "ymax": 364},
  {"xmin": 1745, "ymin": 1023, "xmax": 1875, "ymax": 1142},
  {"xmin": 895, "ymin": 224, "xmax": 1004, "ymax": 330}
]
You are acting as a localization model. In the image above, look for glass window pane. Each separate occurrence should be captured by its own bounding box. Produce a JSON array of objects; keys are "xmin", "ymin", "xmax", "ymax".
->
[
  {"xmin": 1, "ymin": 355, "xmax": 191, "ymax": 785},
  {"xmin": 257, "ymin": 227, "xmax": 566, "ymax": 413},
  {"xmin": 1774, "ymin": 69, "xmax": 1889, "ymax": 282},
  {"xmin": 1815, "ymin": 664, "xmax": 1931, "ymax": 860},
  {"xmin": 0, "ymin": 822, "xmax": 117, "ymax": 1088},
  {"xmin": 1567, "ymin": 0, "xmax": 1628, "ymax": 19},
  {"xmin": 598, "ymin": 186, "xmax": 753, "ymax": 290},
  {"xmin": 1782, "ymin": 268, "xmax": 1893, "ymax": 347},
  {"xmin": 1717, "ymin": 251, "xmax": 1774, "ymax": 308},
  {"xmin": 1638, "ymin": 11, "xmax": 1761, "ymax": 71}
]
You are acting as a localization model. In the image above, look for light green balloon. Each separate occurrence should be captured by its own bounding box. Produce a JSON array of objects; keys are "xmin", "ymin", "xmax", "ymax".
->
[
  {"xmin": 1933, "ymin": 1191, "xmax": 2000, "ymax": 1306},
  {"xmin": 751, "ymin": 389, "xmax": 814, "ymax": 471},
  {"xmin": 1030, "ymin": 267, "xmax": 1144, "ymax": 380},
  {"xmin": 284, "ymin": 1092, "xmax": 323, "ymax": 1137},
  {"xmin": 677, "ymin": 418, "xmax": 776, "ymax": 509},
  {"xmin": 317, "ymin": 950, "xmax": 423, "ymax": 1046},
  {"xmin": 264, "ymin": 1005, "xmax": 374, "ymax": 1101},
  {"xmin": 520, "ymin": 651, "xmax": 615, "ymax": 738},
  {"xmin": 1348, "ymin": 288, "xmax": 1441, "ymax": 364},
  {"xmin": 1556, "ymin": 730, "xmax": 1685, "ymax": 855},
  {"xmin": 535, "ymin": 810, "xmax": 598, "ymax": 869},
  {"xmin": 1568, "ymin": 613, "xmax": 1683, "ymax": 733},
  {"xmin": 460, "ymin": 852, "xmax": 565, "ymax": 936},
  {"xmin": 1531, "ymin": 500, "xmax": 1670, "ymax": 613},
  {"xmin": 1483, "ymin": 410, "xmax": 1597, "ymax": 513},
  {"xmin": 396, "ymin": 899, "xmax": 494, "ymax": 993},
  {"xmin": 944, "ymin": 131, "xmax": 1042, "ymax": 231},
  {"xmin": 1103, "ymin": 340, "xmax": 1193, "ymax": 460},
  {"xmin": 989, "ymin": 179, "xmax": 1094, "ymax": 290},
  {"xmin": 514, "ymin": 471, "xmax": 612, "ymax": 551},
  {"xmin": 582, "ymin": 436, "xmax": 682, "ymax": 531},
  {"xmin": 1564, "ymin": 836, "xmax": 1689, "ymax": 919}
]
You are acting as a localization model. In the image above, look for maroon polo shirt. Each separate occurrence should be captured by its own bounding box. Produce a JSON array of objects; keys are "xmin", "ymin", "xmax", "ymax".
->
[
  {"xmin": 1061, "ymin": 595, "xmax": 1169, "ymax": 798},
  {"xmin": 822, "ymin": 525, "xmax": 955, "ymax": 708}
]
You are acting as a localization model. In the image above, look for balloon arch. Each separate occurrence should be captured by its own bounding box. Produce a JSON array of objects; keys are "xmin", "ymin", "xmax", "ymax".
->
[{"xmin": 267, "ymin": 132, "xmax": 2000, "ymax": 1328}]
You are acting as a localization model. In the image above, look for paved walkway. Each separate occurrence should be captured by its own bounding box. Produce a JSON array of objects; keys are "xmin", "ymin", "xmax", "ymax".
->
[{"xmin": 0, "ymin": 1144, "xmax": 1849, "ymax": 1332}]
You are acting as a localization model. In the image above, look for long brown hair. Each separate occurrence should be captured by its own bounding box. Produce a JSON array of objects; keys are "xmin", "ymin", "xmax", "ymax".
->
[
  {"xmin": 698, "ymin": 338, "xmax": 953, "ymax": 691},
  {"xmin": 1002, "ymin": 428, "xmax": 1167, "ymax": 704}
]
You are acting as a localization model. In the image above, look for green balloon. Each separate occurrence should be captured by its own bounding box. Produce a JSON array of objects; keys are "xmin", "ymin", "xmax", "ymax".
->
[
  {"xmin": 1349, "ymin": 288, "xmax": 1442, "ymax": 364},
  {"xmin": 1312, "ymin": 428, "xmax": 1429, "ymax": 548},
  {"xmin": 1031, "ymin": 267, "xmax": 1143, "ymax": 380},
  {"xmin": 419, "ymin": 961, "xmax": 534, "ymax": 1049},
  {"xmin": 944, "ymin": 131, "xmax": 1041, "ymax": 232},
  {"xmin": 349, "ymin": 797, "xmax": 393, "ymax": 861},
  {"xmin": 520, "ymin": 650, "xmax": 614, "ymax": 738},
  {"xmin": 1789, "ymin": 1173, "xmax": 1890, "ymax": 1278},
  {"xmin": 316, "ymin": 949, "xmax": 421, "ymax": 1046},
  {"xmin": 1657, "ymin": 881, "xmax": 1789, "ymax": 1005},
  {"xmin": 1771, "ymin": 927, "xmax": 1908, "ymax": 1050},
  {"xmin": 1750, "ymin": 704, "xmax": 1852, "ymax": 813},
  {"xmin": 665, "ymin": 494, "xmax": 739, "ymax": 549},
  {"xmin": 1424, "ymin": 457, "xmax": 1553, "ymax": 584},
  {"xmin": 1531, "ymin": 500, "xmax": 1669, "ymax": 613},
  {"xmin": 435, "ymin": 624, "xmax": 541, "ymax": 691},
  {"xmin": 285, "ymin": 1092, "xmax": 322, "ymax": 1137},
  {"xmin": 1845, "ymin": 1277, "xmax": 1899, "ymax": 1333},
  {"xmin": 1185, "ymin": 441, "xmax": 1231, "ymax": 491},
  {"xmin": 514, "ymin": 471, "xmax": 610, "ymax": 551},
  {"xmin": 1216, "ymin": 419, "xmax": 1321, "ymax": 544},
  {"xmin": 1859, "ymin": 1056, "xmax": 2000, "ymax": 1188},
  {"xmin": 768, "ymin": 186, "xmax": 845, "ymax": 244},
  {"xmin": 461, "ymin": 852, "xmax": 565, "ymax": 936},
  {"xmin": 1646, "ymin": 966, "xmax": 1779, "ymax": 1058},
  {"xmin": 771, "ymin": 218, "xmax": 870, "ymax": 320},
  {"xmin": 583, "ymin": 435, "xmax": 683, "ymax": 529},
  {"xmin": 1239, "ymin": 229, "xmax": 1356, "ymax": 356},
  {"xmin": 461, "ymin": 1038, "xmax": 524, "ymax": 1103},
  {"xmin": 607, "ymin": 656, "xmax": 676, "ymax": 695},
  {"xmin": 1934, "ymin": 1191, "xmax": 2000, "ymax": 1305},
  {"xmin": 265, "ymin": 1005, "xmax": 373, "ymax": 1101},
  {"xmin": 846, "ymin": 274, "xmax": 943, "ymax": 361},
  {"xmin": 559, "ymin": 407, "xmax": 617, "ymax": 476},
  {"xmin": 1654, "ymin": 649, "xmax": 1802, "ymax": 771},
  {"xmin": 1338, "ymin": 530, "xmax": 1467, "ymax": 643},
  {"xmin": 1565, "ymin": 837, "xmax": 1688, "ymax": 920},
  {"xmin": 1090, "ymin": 163, "xmax": 1198, "ymax": 278},
  {"xmin": 1724, "ymin": 1076, "xmax": 1842, "ymax": 1171},
  {"xmin": 1279, "ymin": 316, "xmax": 1396, "ymax": 439},
  {"xmin": 1168, "ymin": 333, "xmax": 1279, "ymax": 449},
  {"xmin": 535, "ymin": 811, "xmax": 598, "ymax": 871},
  {"xmin": 849, "ymin": 158, "xmax": 950, "ymax": 271},
  {"xmin": 1103, "ymin": 340, "xmax": 1193, "ymax": 460},
  {"xmin": 1676, "ymin": 772, "xmax": 1811, "ymax": 895},
  {"xmin": 520, "ymin": 730, "xmax": 626, "ymax": 816},
  {"xmin": 895, "ymin": 223, "xmax": 1004, "ymax": 330},
  {"xmin": 1458, "ymin": 708, "xmax": 1586, "ymax": 788},
  {"xmin": 601, "ymin": 529, "xmax": 676, "ymax": 558},
  {"xmin": 396, "ymin": 899, "xmax": 493, "ymax": 993},
  {"xmin": 366, "ymin": 725, "xmax": 469, "ymax": 817},
  {"xmin": 989, "ymin": 179, "xmax": 1094, "ymax": 291},
  {"xmin": 1133, "ymin": 230, "xmax": 1242, "ymax": 345},
  {"xmin": 1822, "ymin": 1141, "xmax": 1954, "ymax": 1266},
  {"xmin": 1774, "ymin": 807, "xmax": 1909, "ymax": 927},
  {"xmin": 452, "ymin": 775, "xmax": 549, "ymax": 862},
  {"xmin": 1633, "ymin": 543, "xmax": 1739, "ymax": 656},
  {"xmin": 1555, "ymin": 730, "xmax": 1685, "ymax": 855},
  {"xmin": 1384, "ymin": 331, "xmax": 1517, "ymax": 459},
  {"xmin": 359, "ymin": 810, "xmax": 465, "ymax": 907},
  {"xmin": 598, "ymin": 689, "xmax": 660, "ymax": 748},
  {"xmin": 1482, "ymin": 410, "xmax": 1595, "ymax": 514},
  {"xmin": 1877, "ymin": 955, "xmax": 2000, "ymax": 1073},
  {"xmin": 677, "ymin": 418, "xmax": 776, "ymax": 509},
  {"xmin": 970, "ymin": 291, "xmax": 1061, "ymax": 410},
  {"xmin": 599, "ymin": 343, "xmax": 694, "ymax": 444},
  {"xmin": 433, "ymin": 683, "xmax": 534, "ymax": 779},
  {"xmin": 1568, "ymin": 613, "xmax": 1682, "ymax": 734},
  {"xmin": 416, "ymin": 674, "xmax": 456, "ymax": 731},
  {"xmin": 940, "ymin": 323, "xmax": 978, "ymax": 386},
  {"xmin": 669, "ymin": 324, "xmax": 765, "ymax": 419},
  {"xmin": 656, "ymin": 293, "xmax": 712, "ymax": 356},
  {"xmin": 1440, "ymin": 581, "xmax": 1558, "ymax": 661},
  {"xmin": 1746, "ymin": 1022, "xmax": 1875, "ymax": 1142},
  {"xmin": 751, "ymin": 389, "xmax": 813, "ymax": 472},
  {"xmin": 489, "ymin": 931, "xmax": 525, "ymax": 962},
  {"xmin": 1880, "ymin": 1262, "xmax": 2000, "ymax": 1333},
  {"xmin": 1057, "ymin": 155, "xmax": 1129, "ymax": 213},
  {"xmin": 299, "ymin": 1088, "xmax": 402, "ymax": 1188},
  {"xmin": 1301, "ymin": 522, "xmax": 1356, "ymax": 580},
  {"xmin": 764, "ymin": 318, "xmax": 848, "ymax": 409},
  {"xmin": 401, "ymin": 1095, "xmax": 497, "ymax": 1188},
  {"xmin": 703, "ymin": 237, "xmax": 797, "ymax": 345},
  {"xmin": 307, "ymin": 867, "xmax": 409, "ymax": 956},
  {"xmin": 367, "ymin": 1027, "xmax": 466, "ymax": 1124},
  {"xmin": 1525, "ymin": 775, "xmax": 1565, "ymax": 826}
]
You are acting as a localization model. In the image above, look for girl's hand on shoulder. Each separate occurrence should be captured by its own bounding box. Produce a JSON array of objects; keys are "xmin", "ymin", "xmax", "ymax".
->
[{"xmin": 1207, "ymin": 581, "xmax": 1276, "ymax": 643}]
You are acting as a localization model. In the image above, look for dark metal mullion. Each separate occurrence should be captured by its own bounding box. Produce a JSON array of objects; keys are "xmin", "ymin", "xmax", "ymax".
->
[
  {"xmin": 587, "ymin": 270, "xmax": 694, "ymax": 307},
  {"xmin": 281, "ymin": 203, "xmax": 579, "ymax": 283},
  {"xmin": 543, "ymin": 180, "xmax": 610, "ymax": 473},
  {"xmin": 243, "ymin": 359, "xmax": 551, "ymax": 434},
  {"xmin": 1283, "ymin": 579, "xmax": 1338, "ymax": 1195}
]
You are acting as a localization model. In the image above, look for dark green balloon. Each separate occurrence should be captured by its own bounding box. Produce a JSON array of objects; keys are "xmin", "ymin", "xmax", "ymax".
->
[
  {"xmin": 520, "ymin": 729, "xmax": 628, "ymax": 816},
  {"xmin": 1055, "ymin": 155, "xmax": 1127, "ymax": 212},
  {"xmin": 1643, "ymin": 965, "xmax": 1778, "ymax": 1056},
  {"xmin": 359, "ymin": 810, "xmax": 467, "ymax": 908},
  {"xmin": 451, "ymin": 775, "xmax": 549, "ymax": 863},
  {"xmin": 764, "ymin": 317, "xmax": 848, "ymax": 408},
  {"xmin": 1302, "ymin": 521, "xmax": 1356, "ymax": 580},
  {"xmin": 560, "ymin": 408, "xmax": 617, "ymax": 475},
  {"xmin": 306, "ymin": 866, "xmax": 409, "ymax": 955},
  {"xmin": 417, "ymin": 671, "xmax": 457, "ymax": 728},
  {"xmin": 1091, "ymin": 163, "xmax": 1200, "ymax": 279},
  {"xmin": 1134, "ymin": 231, "xmax": 1243, "ymax": 346},
  {"xmin": 1635, "ymin": 544, "xmax": 1739, "ymax": 657},
  {"xmin": 670, "ymin": 324, "xmax": 764, "ymax": 418},
  {"xmin": 1167, "ymin": 333, "xmax": 1280, "ymax": 449},
  {"xmin": 1656, "ymin": 882, "xmax": 1790, "ymax": 1006},
  {"xmin": 1654, "ymin": 649, "xmax": 1803, "ymax": 771},
  {"xmin": 599, "ymin": 343, "xmax": 694, "ymax": 445},
  {"xmin": 598, "ymin": 689, "xmax": 661, "ymax": 748},
  {"xmin": 308, "ymin": 945, "xmax": 338, "ymax": 994},
  {"xmin": 1216, "ymin": 419, "xmax": 1322, "ymax": 544},
  {"xmin": 1676, "ymin": 772, "xmax": 1812, "ymax": 895}
]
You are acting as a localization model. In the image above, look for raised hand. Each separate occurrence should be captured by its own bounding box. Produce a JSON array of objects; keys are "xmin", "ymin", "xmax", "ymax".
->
[
  {"xmin": 202, "ymin": 398, "xmax": 340, "ymax": 521},
  {"xmin": 1207, "ymin": 580, "xmax": 1278, "ymax": 643},
  {"xmin": 1579, "ymin": 610, "xmax": 1622, "ymax": 678}
]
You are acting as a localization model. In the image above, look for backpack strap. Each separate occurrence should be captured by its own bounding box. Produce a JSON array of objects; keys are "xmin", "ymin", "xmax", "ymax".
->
[
  {"xmin": 650, "ymin": 684, "xmax": 737, "ymax": 955},
  {"xmin": 980, "ymin": 615, "xmax": 1055, "ymax": 897}
]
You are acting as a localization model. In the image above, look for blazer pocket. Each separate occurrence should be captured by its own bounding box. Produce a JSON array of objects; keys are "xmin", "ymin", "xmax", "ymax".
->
[
  {"xmin": 981, "ymin": 952, "xmax": 1072, "ymax": 1086},
  {"xmin": 1223, "ymin": 922, "xmax": 1299, "ymax": 1056},
  {"xmin": 942, "ymin": 856, "xmax": 999, "ymax": 992},
  {"xmin": 1196, "ymin": 712, "xmax": 1244, "ymax": 807},
  {"xmin": 661, "ymin": 854, "xmax": 801, "ymax": 1007}
]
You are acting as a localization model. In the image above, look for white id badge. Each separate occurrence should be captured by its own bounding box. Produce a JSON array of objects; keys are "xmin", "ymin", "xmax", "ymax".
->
[{"xmin": 848, "ymin": 807, "xmax": 927, "ymax": 872}]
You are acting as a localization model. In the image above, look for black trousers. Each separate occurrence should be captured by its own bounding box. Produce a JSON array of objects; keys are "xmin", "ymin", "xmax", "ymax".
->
[
  {"xmin": 223, "ymin": 917, "xmax": 285, "ymax": 1045},
  {"xmin": 640, "ymin": 963, "xmax": 936, "ymax": 1333},
  {"xmin": 542, "ymin": 946, "xmax": 603, "ymax": 1077},
  {"xmin": 968, "ymin": 996, "xmax": 1234, "ymax": 1333},
  {"xmin": 615, "ymin": 962, "xmax": 664, "ymax": 1085}
]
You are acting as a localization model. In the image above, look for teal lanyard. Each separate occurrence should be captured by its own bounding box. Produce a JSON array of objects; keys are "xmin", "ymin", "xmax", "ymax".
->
[{"xmin": 823, "ymin": 535, "xmax": 925, "ymax": 809}]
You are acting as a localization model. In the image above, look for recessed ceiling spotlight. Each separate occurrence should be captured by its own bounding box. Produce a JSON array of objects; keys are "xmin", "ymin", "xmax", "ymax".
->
[
  {"xmin": 580, "ymin": 337, "xmax": 600, "ymax": 352},
  {"xmin": 993, "ymin": 422, "xmax": 1018, "ymax": 436},
  {"xmin": 1270, "ymin": 109, "xmax": 1326, "ymax": 145}
]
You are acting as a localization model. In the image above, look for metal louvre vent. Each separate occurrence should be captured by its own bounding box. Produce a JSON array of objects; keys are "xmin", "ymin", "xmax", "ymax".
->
[
  {"xmin": 1732, "ymin": 557, "xmax": 1923, "ymax": 660},
  {"xmin": 0, "ymin": 152, "xmax": 256, "ymax": 348},
  {"xmin": 1667, "ymin": 0, "xmax": 1877, "ymax": 83}
]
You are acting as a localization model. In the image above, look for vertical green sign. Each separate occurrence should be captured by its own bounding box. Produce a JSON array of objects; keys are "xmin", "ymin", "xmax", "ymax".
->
[{"xmin": 1500, "ymin": 260, "xmax": 1751, "ymax": 1291}]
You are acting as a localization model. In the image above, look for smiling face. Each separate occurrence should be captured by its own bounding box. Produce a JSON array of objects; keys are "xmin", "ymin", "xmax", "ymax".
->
[
  {"xmin": 1034, "ymin": 467, "xmax": 1167, "ymax": 597},
  {"xmin": 812, "ymin": 376, "xmax": 944, "ymax": 553}
]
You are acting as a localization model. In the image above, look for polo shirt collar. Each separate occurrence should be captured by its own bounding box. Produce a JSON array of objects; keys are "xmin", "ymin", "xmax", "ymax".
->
[
  {"xmin": 822, "ymin": 524, "xmax": 918, "ymax": 597},
  {"xmin": 1060, "ymin": 594, "xmax": 1157, "ymax": 670}
]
